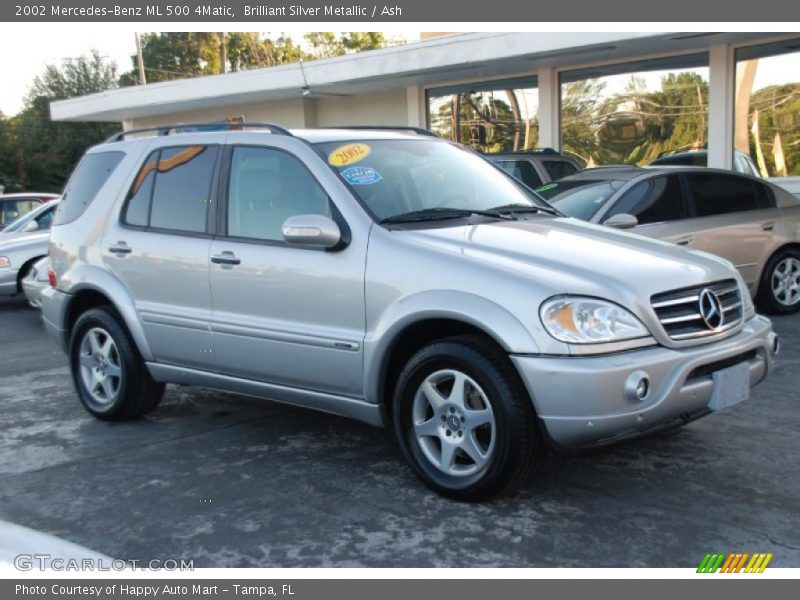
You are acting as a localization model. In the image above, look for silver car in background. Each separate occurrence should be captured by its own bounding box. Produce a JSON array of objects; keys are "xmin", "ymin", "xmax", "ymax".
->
[
  {"xmin": 0, "ymin": 200, "xmax": 59, "ymax": 298},
  {"xmin": 41, "ymin": 126, "xmax": 779, "ymax": 500},
  {"xmin": 536, "ymin": 167, "xmax": 800, "ymax": 314}
]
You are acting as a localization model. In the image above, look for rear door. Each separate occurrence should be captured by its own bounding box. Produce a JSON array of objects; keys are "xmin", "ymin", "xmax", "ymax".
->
[
  {"xmin": 103, "ymin": 142, "xmax": 221, "ymax": 370},
  {"xmin": 683, "ymin": 172, "xmax": 780, "ymax": 286}
]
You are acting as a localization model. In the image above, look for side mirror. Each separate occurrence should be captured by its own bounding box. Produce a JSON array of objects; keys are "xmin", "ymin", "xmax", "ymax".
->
[
  {"xmin": 603, "ymin": 213, "xmax": 639, "ymax": 230},
  {"xmin": 282, "ymin": 215, "xmax": 342, "ymax": 249},
  {"xmin": 23, "ymin": 220, "xmax": 39, "ymax": 232}
]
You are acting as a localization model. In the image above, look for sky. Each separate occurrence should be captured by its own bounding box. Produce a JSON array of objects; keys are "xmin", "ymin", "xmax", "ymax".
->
[{"xmin": 0, "ymin": 28, "xmax": 796, "ymax": 117}]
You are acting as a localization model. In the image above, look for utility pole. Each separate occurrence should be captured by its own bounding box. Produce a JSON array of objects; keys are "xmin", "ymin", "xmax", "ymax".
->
[
  {"xmin": 135, "ymin": 32, "xmax": 146, "ymax": 85},
  {"xmin": 16, "ymin": 146, "xmax": 24, "ymax": 192},
  {"xmin": 219, "ymin": 32, "xmax": 228, "ymax": 73}
]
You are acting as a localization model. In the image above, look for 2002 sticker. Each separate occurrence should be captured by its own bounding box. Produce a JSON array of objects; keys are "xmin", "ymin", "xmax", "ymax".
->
[
  {"xmin": 341, "ymin": 166, "xmax": 383, "ymax": 185},
  {"xmin": 328, "ymin": 143, "xmax": 371, "ymax": 166}
]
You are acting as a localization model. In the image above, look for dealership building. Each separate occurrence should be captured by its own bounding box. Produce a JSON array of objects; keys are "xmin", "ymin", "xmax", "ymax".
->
[{"xmin": 51, "ymin": 32, "xmax": 800, "ymax": 177}]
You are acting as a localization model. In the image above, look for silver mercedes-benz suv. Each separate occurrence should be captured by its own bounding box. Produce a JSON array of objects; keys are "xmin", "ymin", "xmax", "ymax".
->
[{"xmin": 41, "ymin": 124, "xmax": 779, "ymax": 500}]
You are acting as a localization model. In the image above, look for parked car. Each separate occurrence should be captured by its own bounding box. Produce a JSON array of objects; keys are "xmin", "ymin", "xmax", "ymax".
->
[
  {"xmin": 0, "ymin": 193, "xmax": 59, "ymax": 231},
  {"xmin": 486, "ymin": 148, "xmax": 582, "ymax": 188},
  {"xmin": 1, "ymin": 199, "xmax": 59, "ymax": 235},
  {"xmin": 535, "ymin": 166, "xmax": 800, "ymax": 314},
  {"xmin": 0, "ymin": 229, "xmax": 50, "ymax": 298},
  {"xmin": 651, "ymin": 149, "xmax": 760, "ymax": 177},
  {"xmin": 21, "ymin": 256, "xmax": 50, "ymax": 309},
  {"xmin": 42, "ymin": 125, "xmax": 777, "ymax": 500}
]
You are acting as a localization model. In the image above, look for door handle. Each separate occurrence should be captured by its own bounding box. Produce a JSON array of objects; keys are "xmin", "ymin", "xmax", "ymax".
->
[
  {"xmin": 211, "ymin": 252, "xmax": 241, "ymax": 266},
  {"xmin": 762, "ymin": 222, "xmax": 776, "ymax": 231},
  {"xmin": 108, "ymin": 242, "xmax": 132, "ymax": 255},
  {"xmin": 675, "ymin": 236, "xmax": 694, "ymax": 246}
]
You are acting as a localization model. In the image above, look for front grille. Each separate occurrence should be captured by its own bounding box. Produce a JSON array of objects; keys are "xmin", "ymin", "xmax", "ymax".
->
[{"xmin": 651, "ymin": 279, "xmax": 743, "ymax": 341}]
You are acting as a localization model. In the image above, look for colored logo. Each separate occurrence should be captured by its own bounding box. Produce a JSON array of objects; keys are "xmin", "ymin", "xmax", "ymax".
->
[
  {"xmin": 697, "ymin": 552, "xmax": 773, "ymax": 573},
  {"xmin": 698, "ymin": 288, "xmax": 724, "ymax": 330},
  {"xmin": 328, "ymin": 143, "xmax": 372, "ymax": 166},
  {"xmin": 341, "ymin": 166, "xmax": 383, "ymax": 185}
]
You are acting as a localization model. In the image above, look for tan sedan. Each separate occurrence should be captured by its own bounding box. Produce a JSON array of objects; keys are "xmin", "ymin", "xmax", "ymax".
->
[{"xmin": 536, "ymin": 166, "xmax": 800, "ymax": 314}]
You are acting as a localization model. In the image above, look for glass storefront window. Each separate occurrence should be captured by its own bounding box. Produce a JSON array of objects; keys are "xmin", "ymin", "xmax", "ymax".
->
[
  {"xmin": 560, "ymin": 56, "xmax": 709, "ymax": 167},
  {"xmin": 735, "ymin": 41, "xmax": 800, "ymax": 178},
  {"xmin": 427, "ymin": 78, "xmax": 539, "ymax": 152}
]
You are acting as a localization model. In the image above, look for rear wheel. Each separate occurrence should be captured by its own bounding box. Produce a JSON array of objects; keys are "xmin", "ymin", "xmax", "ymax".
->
[
  {"xmin": 70, "ymin": 307, "xmax": 164, "ymax": 420},
  {"xmin": 756, "ymin": 248, "xmax": 800, "ymax": 314},
  {"xmin": 393, "ymin": 335, "xmax": 545, "ymax": 501}
]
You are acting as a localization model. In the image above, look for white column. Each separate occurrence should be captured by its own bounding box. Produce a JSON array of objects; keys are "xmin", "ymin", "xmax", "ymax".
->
[
  {"xmin": 537, "ymin": 67, "xmax": 560, "ymax": 151},
  {"xmin": 301, "ymin": 97, "xmax": 317, "ymax": 128},
  {"xmin": 406, "ymin": 85, "xmax": 426, "ymax": 128},
  {"xmin": 708, "ymin": 44, "xmax": 735, "ymax": 170}
]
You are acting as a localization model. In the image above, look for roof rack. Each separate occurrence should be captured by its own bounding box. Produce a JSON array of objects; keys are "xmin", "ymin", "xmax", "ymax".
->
[
  {"xmin": 328, "ymin": 125, "xmax": 437, "ymax": 137},
  {"xmin": 104, "ymin": 122, "xmax": 293, "ymax": 143}
]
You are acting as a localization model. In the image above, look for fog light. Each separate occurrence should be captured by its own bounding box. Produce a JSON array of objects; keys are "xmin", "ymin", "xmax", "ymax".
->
[{"xmin": 624, "ymin": 371, "xmax": 651, "ymax": 403}]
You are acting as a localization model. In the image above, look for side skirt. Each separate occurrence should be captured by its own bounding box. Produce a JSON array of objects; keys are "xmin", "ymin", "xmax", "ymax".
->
[{"xmin": 146, "ymin": 362, "xmax": 386, "ymax": 428}]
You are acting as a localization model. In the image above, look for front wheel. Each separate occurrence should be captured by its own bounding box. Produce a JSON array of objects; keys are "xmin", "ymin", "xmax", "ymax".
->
[
  {"xmin": 393, "ymin": 336, "xmax": 545, "ymax": 501},
  {"xmin": 756, "ymin": 248, "xmax": 800, "ymax": 314},
  {"xmin": 70, "ymin": 307, "xmax": 165, "ymax": 420}
]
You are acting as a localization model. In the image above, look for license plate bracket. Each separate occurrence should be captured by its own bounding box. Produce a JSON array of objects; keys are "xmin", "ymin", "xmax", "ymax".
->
[{"xmin": 708, "ymin": 362, "xmax": 751, "ymax": 411}]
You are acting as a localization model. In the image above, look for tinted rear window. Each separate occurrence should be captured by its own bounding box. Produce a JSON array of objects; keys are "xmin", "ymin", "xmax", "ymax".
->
[
  {"xmin": 496, "ymin": 160, "xmax": 543, "ymax": 188},
  {"xmin": 686, "ymin": 173, "xmax": 762, "ymax": 216},
  {"xmin": 54, "ymin": 151, "xmax": 125, "ymax": 225},
  {"xmin": 543, "ymin": 160, "xmax": 578, "ymax": 180}
]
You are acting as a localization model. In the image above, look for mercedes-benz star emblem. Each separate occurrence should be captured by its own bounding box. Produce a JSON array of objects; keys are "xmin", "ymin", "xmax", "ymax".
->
[{"xmin": 698, "ymin": 289, "xmax": 724, "ymax": 330}]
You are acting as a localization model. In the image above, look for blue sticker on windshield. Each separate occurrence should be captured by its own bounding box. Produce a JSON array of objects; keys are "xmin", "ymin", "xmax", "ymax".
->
[{"xmin": 341, "ymin": 166, "xmax": 382, "ymax": 185}]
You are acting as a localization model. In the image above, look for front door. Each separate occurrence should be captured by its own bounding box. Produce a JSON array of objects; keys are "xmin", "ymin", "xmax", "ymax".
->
[{"xmin": 209, "ymin": 144, "xmax": 366, "ymax": 397}]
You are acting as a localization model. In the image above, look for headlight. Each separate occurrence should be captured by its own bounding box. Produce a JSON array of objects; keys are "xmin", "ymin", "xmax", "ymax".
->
[
  {"xmin": 540, "ymin": 296, "xmax": 650, "ymax": 344},
  {"xmin": 0, "ymin": 256, "xmax": 10, "ymax": 268}
]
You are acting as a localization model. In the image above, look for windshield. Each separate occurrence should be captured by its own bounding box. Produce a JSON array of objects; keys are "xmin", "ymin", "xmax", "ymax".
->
[
  {"xmin": 2, "ymin": 201, "xmax": 57, "ymax": 233},
  {"xmin": 535, "ymin": 179, "xmax": 622, "ymax": 220},
  {"xmin": 316, "ymin": 139, "xmax": 550, "ymax": 222}
]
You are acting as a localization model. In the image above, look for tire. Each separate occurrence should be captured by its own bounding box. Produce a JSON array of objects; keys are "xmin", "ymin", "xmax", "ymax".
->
[
  {"xmin": 15, "ymin": 257, "xmax": 41, "ymax": 294},
  {"xmin": 392, "ymin": 335, "xmax": 545, "ymax": 501},
  {"xmin": 755, "ymin": 247, "xmax": 800, "ymax": 315},
  {"xmin": 69, "ymin": 307, "xmax": 165, "ymax": 420}
]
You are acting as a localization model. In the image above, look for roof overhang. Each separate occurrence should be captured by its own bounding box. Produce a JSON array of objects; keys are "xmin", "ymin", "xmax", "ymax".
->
[{"xmin": 50, "ymin": 31, "xmax": 785, "ymax": 123}]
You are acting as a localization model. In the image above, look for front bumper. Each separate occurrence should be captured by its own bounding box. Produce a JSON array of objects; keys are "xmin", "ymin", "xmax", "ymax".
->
[
  {"xmin": 0, "ymin": 268, "xmax": 18, "ymax": 296},
  {"xmin": 511, "ymin": 315, "xmax": 776, "ymax": 452},
  {"xmin": 22, "ymin": 276, "xmax": 49, "ymax": 308}
]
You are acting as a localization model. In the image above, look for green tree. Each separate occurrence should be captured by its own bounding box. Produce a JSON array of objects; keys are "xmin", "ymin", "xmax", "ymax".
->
[
  {"xmin": 8, "ymin": 50, "xmax": 119, "ymax": 192},
  {"xmin": 304, "ymin": 32, "xmax": 387, "ymax": 58}
]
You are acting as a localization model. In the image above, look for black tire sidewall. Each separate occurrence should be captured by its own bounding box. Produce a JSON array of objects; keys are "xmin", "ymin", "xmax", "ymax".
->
[
  {"xmin": 69, "ymin": 308, "xmax": 132, "ymax": 419},
  {"xmin": 393, "ymin": 341, "xmax": 521, "ymax": 499}
]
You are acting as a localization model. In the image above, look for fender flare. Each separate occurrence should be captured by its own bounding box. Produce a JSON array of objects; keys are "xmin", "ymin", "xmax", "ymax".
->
[
  {"xmin": 363, "ymin": 290, "xmax": 539, "ymax": 405},
  {"xmin": 61, "ymin": 264, "xmax": 154, "ymax": 361}
]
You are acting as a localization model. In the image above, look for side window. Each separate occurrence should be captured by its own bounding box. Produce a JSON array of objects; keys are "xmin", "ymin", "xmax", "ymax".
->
[
  {"xmin": 686, "ymin": 173, "xmax": 760, "ymax": 217},
  {"xmin": 35, "ymin": 206, "xmax": 55, "ymax": 231},
  {"xmin": 497, "ymin": 160, "xmax": 542, "ymax": 188},
  {"xmin": 150, "ymin": 146, "xmax": 217, "ymax": 232},
  {"xmin": 227, "ymin": 146, "xmax": 331, "ymax": 242},
  {"xmin": 753, "ymin": 182, "xmax": 776, "ymax": 209},
  {"xmin": 605, "ymin": 175, "xmax": 686, "ymax": 225},
  {"xmin": 123, "ymin": 151, "xmax": 158, "ymax": 227},
  {"xmin": 123, "ymin": 146, "xmax": 217, "ymax": 233},
  {"xmin": 55, "ymin": 151, "xmax": 125, "ymax": 225},
  {"xmin": 1, "ymin": 200, "xmax": 36, "ymax": 225},
  {"xmin": 543, "ymin": 160, "xmax": 578, "ymax": 180}
]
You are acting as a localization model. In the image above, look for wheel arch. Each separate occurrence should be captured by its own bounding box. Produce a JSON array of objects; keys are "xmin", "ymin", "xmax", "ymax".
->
[
  {"xmin": 364, "ymin": 291, "xmax": 540, "ymax": 421},
  {"xmin": 15, "ymin": 254, "xmax": 46, "ymax": 292},
  {"xmin": 61, "ymin": 266, "xmax": 154, "ymax": 361},
  {"xmin": 754, "ymin": 241, "xmax": 800, "ymax": 295}
]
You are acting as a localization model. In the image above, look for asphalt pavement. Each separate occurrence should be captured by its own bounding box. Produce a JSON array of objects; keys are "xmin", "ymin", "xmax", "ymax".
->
[{"xmin": 0, "ymin": 294, "xmax": 798, "ymax": 567}]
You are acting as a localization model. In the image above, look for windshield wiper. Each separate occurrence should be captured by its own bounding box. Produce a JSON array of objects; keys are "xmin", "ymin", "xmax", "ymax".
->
[
  {"xmin": 380, "ymin": 208, "xmax": 516, "ymax": 224},
  {"xmin": 487, "ymin": 203, "xmax": 560, "ymax": 216}
]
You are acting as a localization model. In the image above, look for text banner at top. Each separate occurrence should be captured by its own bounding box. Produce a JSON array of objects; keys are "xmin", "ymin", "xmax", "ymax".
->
[{"xmin": 3, "ymin": 0, "xmax": 800, "ymax": 21}]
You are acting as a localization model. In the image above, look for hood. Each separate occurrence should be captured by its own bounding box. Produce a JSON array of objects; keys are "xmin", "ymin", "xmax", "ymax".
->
[{"xmin": 394, "ymin": 216, "xmax": 738, "ymax": 301}]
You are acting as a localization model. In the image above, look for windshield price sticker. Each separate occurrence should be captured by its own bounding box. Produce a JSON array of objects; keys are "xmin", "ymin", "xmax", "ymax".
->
[{"xmin": 328, "ymin": 143, "xmax": 372, "ymax": 166}]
